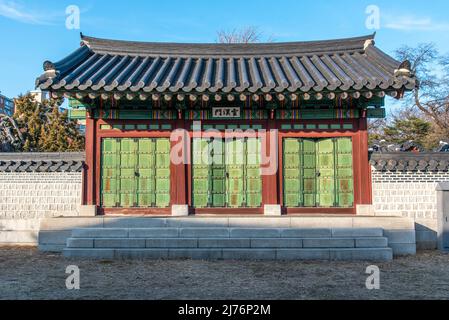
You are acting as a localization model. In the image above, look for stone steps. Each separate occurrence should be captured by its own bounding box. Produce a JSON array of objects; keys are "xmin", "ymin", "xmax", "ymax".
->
[
  {"xmin": 67, "ymin": 237, "xmax": 389, "ymax": 249},
  {"xmin": 63, "ymin": 248, "xmax": 393, "ymax": 261},
  {"xmin": 69, "ymin": 227, "xmax": 385, "ymax": 238},
  {"xmin": 63, "ymin": 227, "xmax": 393, "ymax": 261}
]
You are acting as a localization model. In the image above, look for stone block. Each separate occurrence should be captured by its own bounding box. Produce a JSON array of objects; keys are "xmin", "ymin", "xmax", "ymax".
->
[
  {"xmin": 94, "ymin": 239, "xmax": 146, "ymax": 248},
  {"xmin": 330, "ymin": 248, "xmax": 393, "ymax": 261},
  {"xmin": 0, "ymin": 219, "xmax": 40, "ymax": 231},
  {"xmin": 356, "ymin": 205, "xmax": 375, "ymax": 216},
  {"xmin": 180, "ymin": 228, "xmax": 229, "ymax": 238},
  {"xmin": 416, "ymin": 231, "xmax": 437, "ymax": 242},
  {"xmin": 168, "ymin": 249, "xmax": 223, "ymax": 260},
  {"xmin": 40, "ymin": 218, "xmax": 103, "ymax": 231},
  {"xmin": 303, "ymin": 238, "xmax": 355, "ymax": 248},
  {"xmin": 417, "ymin": 241, "xmax": 437, "ymax": 250},
  {"xmin": 276, "ymin": 249, "xmax": 330, "ymax": 260},
  {"xmin": 437, "ymin": 182, "xmax": 449, "ymax": 251},
  {"xmin": 0, "ymin": 231, "xmax": 38, "ymax": 244},
  {"xmin": 167, "ymin": 218, "xmax": 229, "ymax": 228},
  {"xmin": 250, "ymin": 238, "xmax": 303, "ymax": 248},
  {"xmin": 198, "ymin": 238, "xmax": 250, "ymax": 248},
  {"xmin": 72, "ymin": 228, "xmax": 128, "ymax": 239},
  {"xmin": 38, "ymin": 230, "xmax": 72, "ymax": 245},
  {"xmin": 290, "ymin": 217, "xmax": 353, "ymax": 228},
  {"xmin": 228, "ymin": 217, "xmax": 290, "ymax": 228},
  {"xmin": 230, "ymin": 228, "xmax": 280, "ymax": 238},
  {"xmin": 63, "ymin": 248, "xmax": 115, "ymax": 259},
  {"xmin": 332, "ymin": 228, "xmax": 383, "ymax": 238},
  {"xmin": 171, "ymin": 205, "xmax": 189, "ymax": 217},
  {"xmin": 353, "ymin": 217, "xmax": 415, "ymax": 230},
  {"xmin": 222, "ymin": 249, "xmax": 276, "ymax": 260},
  {"xmin": 129, "ymin": 228, "xmax": 179, "ymax": 238},
  {"xmin": 79, "ymin": 205, "xmax": 97, "ymax": 217},
  {"xmin": 67, "ymin": 238, "xmax": 94, "ymax": 248},
  {"xmin": 115, "ymin": 249, "xmax": 168, "ymax": 260},
  {"xmin": 389, "ymin": 243, "xmax": 417, "ymax": 256},
  {"xmin": 103, "ymin": 218, "xmax": 167, "ymax": 228},
  {"xmin": 384, "ymin": 230, "xmax": 416, "ymax": 244},
  {"xmin": 415, "ymin": 219, "xmax": 438, "ymax": 231},
  {"xmin": 281, "ymin": 228, "xmax": 331, "ymax": 238},
  {"xmin": 264, "ymin": 205, "xmax": 282, "ymax": 216},
  {"xmin": 355, "ymin": 238, "xmax": 388, "ymax": 248},
  {"xmin": 39, "ymin": 244, "xmax": 66, "ymax": 252},
  {"xmin": 146, "ymin": 238, "xmax": 198, "ymax": 248}
]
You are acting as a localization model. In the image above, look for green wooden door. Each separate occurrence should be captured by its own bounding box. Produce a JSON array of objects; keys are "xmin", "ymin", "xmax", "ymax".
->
[
  {"xmin": 119, "ymin": 138, "xmax": 138, "ymax": 208},
  {"xmin": 226, "ymin": 139, "xmax": 245, "ymax": 208},
  {"xmin": 211, "ymin": 139, "xmax": 226, "ymax": 207},
  {"xmin": 335, "ymin": 138, "xmax": 354, "ymax": 207},
  {"xmin": 316, "ymin": 138, "xmax": 335, "ymax": 207},
  {"xmin": 192, "ymin": 139, "xmax": 211, "ymax": 208},
  {"xmin": 101, "ymin": 138, "xmax": 171, "ymax": 208},
  {"xmin": 245, "ymin": 138, "xmax": 262, "ymax": 207},
  {"xmin": 303, "ymin": 139, "xmax": 317, "ymax": 207},
  {"xmin": 101, "ymin": 138, "xmax": 120, "ymax": 208},
  {"xmin": 283, "ymin": 138, "xmax": 354, "ymax": 208},
  {"xmin": 192, "ymin": 138, "xmax": 262, "ymax": 208},
  {"xmin": 283, "ymin": 138, "xmax": 302, "ymax": 207}
]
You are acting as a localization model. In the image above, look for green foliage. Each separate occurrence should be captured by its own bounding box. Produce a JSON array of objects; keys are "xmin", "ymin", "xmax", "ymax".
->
[
  {"xmin": 383, "ymin": 117, "xmax": 432, "ymax": 148},
  {"xmin": 10, "ymin": 93, "xmax": 85, "ymax": 152},
  {"xmin": 369, "ymin": 113, "xmax": 440, "ymax": 150}
]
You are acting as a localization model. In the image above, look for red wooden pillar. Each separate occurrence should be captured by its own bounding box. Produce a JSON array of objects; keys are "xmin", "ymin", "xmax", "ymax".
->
[
  {"xmin": 170, "ymin": 118, "xmax": 188, "ymax": 208},
  {"xmin": 262, "ymin": 118, "xmax": 279, "ymax": 206},
  {"xmin": 357, "ymin": 115, "xmax": 372, "ymax": 205},
  {"xmin": 84, "ymin": 114, "xmax": 97, "ymax": 207}
]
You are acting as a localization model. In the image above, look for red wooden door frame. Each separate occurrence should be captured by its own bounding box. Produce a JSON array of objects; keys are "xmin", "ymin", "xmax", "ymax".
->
[{"xmin": 84, "ymin": 118, "xmax": 372, "ymax": 216}]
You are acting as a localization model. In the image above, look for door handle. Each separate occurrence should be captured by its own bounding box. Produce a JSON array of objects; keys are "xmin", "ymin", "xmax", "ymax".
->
[
  {"xmin": 316, "ymin": 171, "xmax": 321, "ymax": 177},
  {"xmin": 135, "ymin": 171, "xmax": 140, "ymax": 177}
]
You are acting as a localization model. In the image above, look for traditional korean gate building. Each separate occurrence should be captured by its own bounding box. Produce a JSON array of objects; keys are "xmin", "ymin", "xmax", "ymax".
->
[{"xmin": 36, "ymin": 33, "xmax": 416, "ymax": 217}]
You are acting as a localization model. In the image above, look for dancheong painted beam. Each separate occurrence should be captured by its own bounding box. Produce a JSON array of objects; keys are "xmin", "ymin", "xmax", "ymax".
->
[{"xmin": 35, "ymin": 33, "xmax": 416, "ymax": 216}]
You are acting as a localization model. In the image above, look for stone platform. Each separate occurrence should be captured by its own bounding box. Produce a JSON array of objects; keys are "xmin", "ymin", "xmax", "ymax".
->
[{"xmin": 38, "ymin": 216, "xmax": 416, "ymax": 260}]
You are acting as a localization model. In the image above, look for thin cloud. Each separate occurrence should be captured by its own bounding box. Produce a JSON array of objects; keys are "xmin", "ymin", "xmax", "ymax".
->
[
  {"xmin": 384, "ymin": 15, "xmax": 449, "ymax": 31},
  {"xmin": 0, "ymin": 0, "xmax": 56, "ymax": 25}
]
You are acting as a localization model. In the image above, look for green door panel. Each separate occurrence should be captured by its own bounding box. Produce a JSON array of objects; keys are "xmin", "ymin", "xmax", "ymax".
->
[
  {"xmin": 335, "ymin": 137, "xmax": 354, "ymax": 208},
  {"xmin": 302, "ymin": 139, "xmax": 316, "ymax": 207},
  {"xmin": 317, "ymin": 139, "xmax": 335, "ymax": 207},
  {"xmin": 101, "ymin": 138, "xmax": 171, "ymax": 208},
  {"xmin": 283, "ymin": 138, "xmax": 302, "ymax": 207},
  {"xmin": 192, "ymin": 139, "xmax": 211, "ymax": 208},
  {"xmin": 283, "ymin": 137, "xmax": 354, "ymax": 208},
  {"xmin": 101, "ymin": 139, "xmax": 120, "ymax": 207},
  {"xmin": 192, "ymin": 138, "xmax": 262, "ymax": 208}
]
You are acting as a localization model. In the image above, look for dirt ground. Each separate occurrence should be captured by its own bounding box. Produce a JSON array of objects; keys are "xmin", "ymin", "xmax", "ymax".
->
[{"xmin": 0, "ymin": 247, "xmax": 448, "ymax": 300}]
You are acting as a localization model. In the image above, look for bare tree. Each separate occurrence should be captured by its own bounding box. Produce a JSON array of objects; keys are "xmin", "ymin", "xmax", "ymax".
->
[
  {"xmin": 0, "ymin": 113, "xmax": 23, "ymax": 152},
  {"xmin": 395, "ymin": 44, "xmax": 449, "ymax": 140},
  {"xmin": 216, "ymin": 26, "xmax": 274, "ymax": 44}
]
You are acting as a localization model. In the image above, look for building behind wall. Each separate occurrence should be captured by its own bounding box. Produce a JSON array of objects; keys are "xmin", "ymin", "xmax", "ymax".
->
[{"xmin": 0, "ymin": 93, "xmax": 14, "ymax": 116}]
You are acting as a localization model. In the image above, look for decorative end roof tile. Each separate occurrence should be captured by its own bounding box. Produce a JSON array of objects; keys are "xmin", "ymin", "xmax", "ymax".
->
[
  {"xmin": 0, "ymin": 153, "xmax": 85, "ymax": 173},
  {"xmin": 370, "ymin": 153, "xmax": 449, "ymax": 172}
]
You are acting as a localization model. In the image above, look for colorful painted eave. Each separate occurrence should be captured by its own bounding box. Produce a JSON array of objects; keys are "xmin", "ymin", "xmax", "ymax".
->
[{"xmin": 36, "ymin": 33, "xmax": 416, "ymax": 102}]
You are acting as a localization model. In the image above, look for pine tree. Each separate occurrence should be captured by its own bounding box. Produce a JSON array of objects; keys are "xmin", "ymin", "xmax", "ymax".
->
[
  {"xmin": 10, "ymin": 93, "xmax": 85, "ymax": 152},
  {"xmin": 382, "ymin": 117, "xmax": 433, "ymax": 149}
]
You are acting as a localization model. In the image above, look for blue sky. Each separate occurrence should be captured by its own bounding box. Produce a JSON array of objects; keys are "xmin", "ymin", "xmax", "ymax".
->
[{"xmin": 1, "ymin": 0, "xmax": 449, "ymax": 99}]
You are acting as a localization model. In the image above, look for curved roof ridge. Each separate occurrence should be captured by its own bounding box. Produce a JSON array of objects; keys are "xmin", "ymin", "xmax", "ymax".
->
[{"xmin": 79, "ymin": 33, "xmax": 376, "ymax": 57}]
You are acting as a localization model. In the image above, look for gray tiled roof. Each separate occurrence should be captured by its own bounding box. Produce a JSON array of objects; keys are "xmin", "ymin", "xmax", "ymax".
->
[
  {"xmin": 370, "ymin": 153, "xmax": 449, "ymax": 172},
  {"xmin": 0, "ymin": 153, "xmax": 85, "ymax": 172},
  {"xmin": 36, "ymin": 34, "xmax": 416, "ymax": 95}
]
